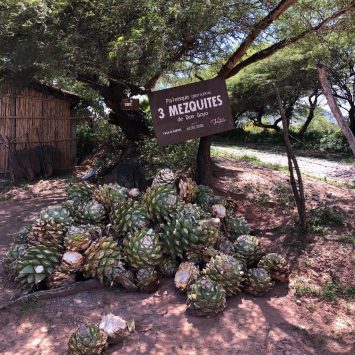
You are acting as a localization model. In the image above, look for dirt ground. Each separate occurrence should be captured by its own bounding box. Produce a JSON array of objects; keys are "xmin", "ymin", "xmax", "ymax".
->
[{"xmin": 0, "ymin": 159, "xmax": 354, "ymax": 355}]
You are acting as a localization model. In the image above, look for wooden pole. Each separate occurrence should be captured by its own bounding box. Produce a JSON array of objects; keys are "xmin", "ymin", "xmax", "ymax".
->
[
  {"xmin": 273, "ymin": 84, "xmax": 306, "ymax": 230},
  {"xmin": 317, "ymin": 64, "xmax": 355, "ymax": 157}
]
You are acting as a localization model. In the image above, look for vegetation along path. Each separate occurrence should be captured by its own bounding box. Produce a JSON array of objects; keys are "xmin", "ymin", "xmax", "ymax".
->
[{"xmin": 212, "ymin": 144, "xmax": 355, "ymax": 186}]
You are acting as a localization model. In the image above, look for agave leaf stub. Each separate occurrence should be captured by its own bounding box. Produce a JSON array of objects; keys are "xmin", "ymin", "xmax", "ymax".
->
[
  {"xmin": 61, "ymin": 251, "xmax": 84, "ymax": 272},
  {"xmin": 212, "ymin": 204, "xmax": 226, "ymax": 219},
  {"xmin": 99, "ymin": 313, "xmax": 130, "ymax": 343}
]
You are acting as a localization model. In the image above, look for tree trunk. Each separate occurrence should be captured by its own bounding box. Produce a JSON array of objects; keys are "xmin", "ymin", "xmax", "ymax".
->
[
  {"xmin": 349, "ymin": 104, "xmax": 355, "ymax": 136},
  {"xmin": 77, "ymin": 81, "xmax": 151, "ymax": 187},
  {"xmin": 298, "ymin": 90, "xmax": 319, "ymax": 136},
  {"xmin": 317, "ymin": 65, "xmax": 355, "ymax": 157},
  {"xmin": 100, "ymin": 82, "xmax": 151, "ymax": 141},
  {"xmin": 197, "ymin": 136, "xmax": 212, "ymax": 185}
]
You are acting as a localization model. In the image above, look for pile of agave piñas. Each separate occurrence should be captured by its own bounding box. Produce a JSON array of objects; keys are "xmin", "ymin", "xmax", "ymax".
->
[{"xmin": 4, "ymin": 168, "xmax": 289, "ymax": 353}]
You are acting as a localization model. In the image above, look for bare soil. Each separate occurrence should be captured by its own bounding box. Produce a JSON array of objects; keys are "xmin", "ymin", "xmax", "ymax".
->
[{"xmin": 0, "ymin": 160, "xmax": 354, "ymax": 355}]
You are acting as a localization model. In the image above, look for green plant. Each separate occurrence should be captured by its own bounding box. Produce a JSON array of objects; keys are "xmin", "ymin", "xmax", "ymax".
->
[
  {"xmin": 237, "ymin": 154, "xmax": 262, "ymax": 164},
  {"xmin": 344, "ymin": 180, "xmax": 355, "ymax": 189},
  {"xmin": 293, "ymin": 278, "xmax": 321, "ymax": 298},
  {"xmin": 19, "ymin": 295, "xmax": 40, "ymax": 315},
  {"xmin": 138, "ymin": 138, "xmax": 198, "ymax": 178},
  {"xmin": 217, "ymin": 125, "xmax": 352, "ymax": 155},
  {"xmin": 76, "ymin": 122, "xmax": 96, "ymax": 161},
  {"xmin": 322, "ymin": 282, "xmax": 355, "ymax": 301},
  {"xmin": 307, "ymin": 204, "xmax": 346, "ymax": 233},
  {"xmin": 334, "ymin": 235, "xmax": 355, "ymax": 245},
  {"xmin": 76, "ymin": 119, "xmax": 124, "ymax": 162},
  {"xmin": 245, "ymin": 183, "xmax": 254, "ymax": 193},
  {"xmin": 272, "ymin": 183, "xmax": 295, "ymax": 211},
  {"xmin": 251, "ymin": 192, "xmax": 270, "ymax": 206},
  {"xmin": 0, "ymin": 193, "xmax": 13, "ymax": 202},
  {"xmin": 322, "ymin": 282, "xmax": 337, "ymax": 301}
]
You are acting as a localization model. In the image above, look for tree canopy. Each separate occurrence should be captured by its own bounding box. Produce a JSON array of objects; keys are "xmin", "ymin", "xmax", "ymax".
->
[{"xmin": 0, "ymin": 0, "xmax": 354, "ymax": 180}]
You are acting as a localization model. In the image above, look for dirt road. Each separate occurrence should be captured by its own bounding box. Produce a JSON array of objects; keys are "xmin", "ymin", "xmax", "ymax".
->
[{"xmin": 213, "ymin": 144, "xmax": 354, "ymax": 185}]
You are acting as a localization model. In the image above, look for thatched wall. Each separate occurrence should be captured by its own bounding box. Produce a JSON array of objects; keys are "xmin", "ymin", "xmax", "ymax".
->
[{"xmin": 0, "ymin": 83, "xmax": 78, "ymax": 178}]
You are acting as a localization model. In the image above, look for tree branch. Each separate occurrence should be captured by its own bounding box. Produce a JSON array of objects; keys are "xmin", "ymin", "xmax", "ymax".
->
[
  {"xmin": 0, "ymin": 280, "xmax": 104, "ymax": 311},
  {"xmin": 218, "ymin": 0, "xmax": 297, "ymax": 78},
  {"xmin": 226, "ymin": 3, "xmax": 355, "ymax": 79},
  {"xmin": 145, "ymin": 33, "xmax": 197, "ymax": 90},
  {"xmin": 298, "ymin": 88, "xmax": 320, "ymax": 136}
]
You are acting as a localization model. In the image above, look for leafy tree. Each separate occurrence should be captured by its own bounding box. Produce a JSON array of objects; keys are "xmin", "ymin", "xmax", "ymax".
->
[
  {"xmin": 0, "ymin": 0, "xmax": 354, "ymax": 184},
  {"xmin": 0, "ymin": 0, "xmax": 262, "ymax": 138},
  {"xmin": 196, "ymin": 0, "xmax": 354, "ymax": 183},
  {"xmin": 228, "ymin": 47, "xmax": 320, "ymax": 132}
]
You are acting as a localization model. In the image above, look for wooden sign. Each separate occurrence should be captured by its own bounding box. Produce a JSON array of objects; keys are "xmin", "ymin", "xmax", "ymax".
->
[
  {"xmin": 148, "ymin": 77, "xmax": 235, "ymax": 146},
  {"xmin": 121, "ymin": 98, "xmax": 140, "ymax": 111}
]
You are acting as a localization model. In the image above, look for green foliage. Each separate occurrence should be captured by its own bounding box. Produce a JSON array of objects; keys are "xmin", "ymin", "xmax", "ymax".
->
[
  {"xmin": 76, "ymin": 123, "xmax": 95, "ymax": 161},
  {"xmin": 322, "ymin": 282, "xmax": 355, "ymax": 302},
  {"xmin": 237, "ymin": 155, "xmax": 262, "ymax": 164},
  {"xmin": 76, "ymin": 119, "xmax": 124, "ymax": 161},
  {"xmin": 138, "ymin": 138, "xmax": 198, "ymax": 178},
  {"xmin": 249, "ymin": 191, "xmax": 270, "ymax": 207},
  {"xmin": 19, "ymin": 295, "xmax": 40, "ymax": 316},
  {"xmin": 218, "ymin": 126, "xmax": 351, "ymax": 154},
  {"xmin": 334, "ymin": 235, "xmax": 355, "ymax": 245},
  {"xmin": 272, "ymin": 183, "xmax": 295, "ymax": 210},
  {"xmin": 293, "ymin": 278, "xmax": 355, "ymax": 302},
  {"xmin": 322, "ymin": 282, "xmax": 337, "ymax": 301},
  {"xmin": 293, "ymin": 278, "xmax": 321, "ymax": 298},
  {"xmin": 0, "ymin": 0, "xmax": 258, "ymax": 86},
  {"xmin": 307, "ymin": 204, "xmax": 346, "ymax": 233},
  {"xmin": 228, "ymin": 47, "xmax": 319, "ymax": 123},
  {"xmin": 315, "ymin": 132, "xmax": 352, "ymax": 153},
  {"xmin": 300, "ymin": 112, "xmax": 338, "ymax": 133}
]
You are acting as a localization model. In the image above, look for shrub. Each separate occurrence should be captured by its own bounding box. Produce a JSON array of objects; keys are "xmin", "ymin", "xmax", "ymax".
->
[
  {"xmin": 317, "ymin": 131, "xmax": 351, "ymax": 153},
  {"xmin": 76, "ymin": 118, "xmax": 124, "ymax": 162},
  {"xmin": 307, "ymin": 204, "xmax": 346, "ymax": 233},
  {"xmin": 138, "ymin": 138, "xmax": 198, "ymax": 178},
  {"xmin": 76, "ymin": 122, "xmax": 95, "ymax": 161},
  {"xmin": 216, "ymin": 127, "xmax": 352, "ymax": 154}
]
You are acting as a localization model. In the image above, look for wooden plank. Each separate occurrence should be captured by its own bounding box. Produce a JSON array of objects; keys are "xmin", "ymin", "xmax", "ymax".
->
[
  {"xmin": 9, "ymin": 138, "xmax": 78, "ymax": 144},
  {"xmin": 0, "ymin": 116, "xmax": 91, "ymax": 120}
]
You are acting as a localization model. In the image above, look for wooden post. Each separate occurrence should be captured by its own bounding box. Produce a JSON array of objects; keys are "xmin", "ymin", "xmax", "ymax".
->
[
  {"xmin": 317, "ymin": 64, "xmax": 355, "ymax": 157},
  {"xmin": 197, "ymin": 135, "xmax": 212, "ymax": 185},
  {"xmin": 8, "ymin": 89, "xmax": 17, "ymax": 178},
  {"xmin": 273, "ymin": 84, "xmax": 306, "ymax": 231}
]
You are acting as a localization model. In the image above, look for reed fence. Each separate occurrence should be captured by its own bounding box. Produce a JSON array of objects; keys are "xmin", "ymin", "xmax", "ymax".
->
[{"xmin": 0, "ymin": 84, "xmax": 84, "ymax": 178}]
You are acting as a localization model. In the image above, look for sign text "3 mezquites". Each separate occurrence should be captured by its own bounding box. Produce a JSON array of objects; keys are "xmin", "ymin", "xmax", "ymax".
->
[{"xmin": 149, "ymin": 77, "xmax": 235, "ymax": 146}]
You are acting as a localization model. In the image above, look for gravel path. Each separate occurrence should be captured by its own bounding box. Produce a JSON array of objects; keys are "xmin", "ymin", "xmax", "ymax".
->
[{"xmin": 213, "ymin": 144, "xmax": 355, "ymax": 185}]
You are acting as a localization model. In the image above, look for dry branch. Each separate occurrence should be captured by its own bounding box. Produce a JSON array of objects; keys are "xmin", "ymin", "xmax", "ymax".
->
[
  {"xmin": 273, "ymin": 84, "xmax": 306, "ymax": 229},
  {"xmin": 0, "ymin": 280, "xmax": 105, "ymax": 311}
]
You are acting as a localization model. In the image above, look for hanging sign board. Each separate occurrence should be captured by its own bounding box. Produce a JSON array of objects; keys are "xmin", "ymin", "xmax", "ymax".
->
[
  {"xmin": 121, "ymin": 98, "xmax": 140, "ymax": 111},
  {"xmin": 148, "ymin": 77, "xmax": 235, "ymax": 146}
]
